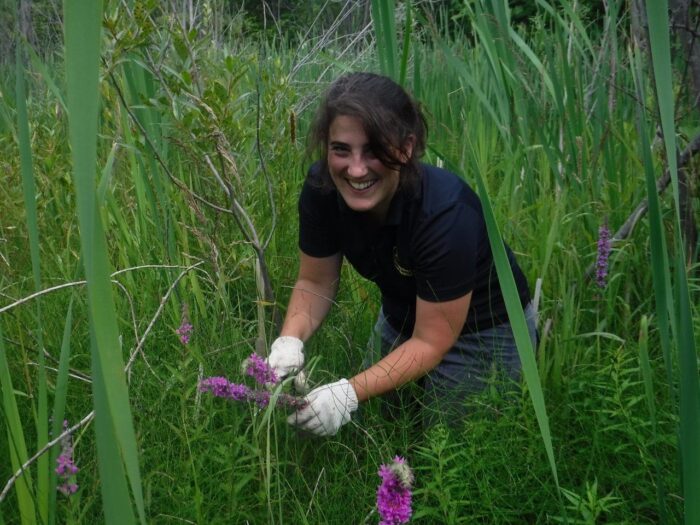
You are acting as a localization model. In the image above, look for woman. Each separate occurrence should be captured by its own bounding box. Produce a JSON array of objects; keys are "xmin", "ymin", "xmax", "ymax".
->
[{"xmin": 268, "ymin": 72, "xmax": 536, "ymax": 436}]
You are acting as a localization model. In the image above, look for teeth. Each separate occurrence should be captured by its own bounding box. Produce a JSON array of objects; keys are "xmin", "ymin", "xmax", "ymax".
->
[{"xmin": 349, "ymin": 180, "xmax": 375, "ymax": 190}]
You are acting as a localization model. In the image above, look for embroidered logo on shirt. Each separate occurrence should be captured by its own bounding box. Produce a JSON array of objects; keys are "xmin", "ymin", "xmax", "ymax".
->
[{"xmin": 393, "ymin": 246, "xmax": 413, "ymax": 277}]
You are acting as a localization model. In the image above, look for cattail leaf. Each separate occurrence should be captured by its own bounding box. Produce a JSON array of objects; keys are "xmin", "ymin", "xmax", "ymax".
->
[
  {"xmin": 644, "ymin": 2, "xmax": 700, "ymax": 523},
  {"xmin": 463, "ymin": 145, "xmax": 560, "ymax": 494},
  {"xmin": 16, "ymin": 38, "xmax": 49, "ymax": 524},
  {"xmin": 371, "ymin": 0, "xmax": 398, "ymax": 80},
  {"xmin": 0, "ymin": 323, "xmax": 36, "ymax": 524},
  {"xmin": 63, "ymin": 0, "xmax": 145, "ymax": 522}
]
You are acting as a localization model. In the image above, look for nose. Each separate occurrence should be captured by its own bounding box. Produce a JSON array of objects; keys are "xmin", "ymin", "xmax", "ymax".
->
[{"xmin": 347, "ymin": 153, "xmax": 368, "ymax": 178}]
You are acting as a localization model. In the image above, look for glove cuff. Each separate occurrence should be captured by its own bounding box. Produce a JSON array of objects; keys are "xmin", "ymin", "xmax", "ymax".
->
[
  {"xmin": 338, "ymin": 378, "xmax": 359, "ymax": 413},
  {"xmin": 271, "ymin": 336, "xmax": 304, "ymax": 354}
]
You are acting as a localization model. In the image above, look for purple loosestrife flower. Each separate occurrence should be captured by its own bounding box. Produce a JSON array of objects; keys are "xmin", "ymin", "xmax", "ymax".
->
[
  {"xmin": 199, "ymin": 377, "xmax": 250, "ymax": 401},
  {"xmin": 176, "ymin": 322, "xmax": 193, "ymax": 345},
  {"xmin": 242, "ymin": 353, "xmax": 279, "ymax": 386},
  {"xmin": 176, "ymin": 303, "xmax": 193, "ymax": 344},
  {"xmin": 596, "ymin": 223, "xmax": 612, "ymax": 288},
  {"xmin": 249, "ymin": 389, "xmax": 271, "ymax": 409},
  {"xmin": 55, "ymin": 420, "xmax": 79, "ymax": 496},
  {"xmin": 377, "ymin": 456, "xmax": 413, "ymax": 525},
  {"xmin": 198, "ymin": 376, "xmax": 306, "ymax": 409}
]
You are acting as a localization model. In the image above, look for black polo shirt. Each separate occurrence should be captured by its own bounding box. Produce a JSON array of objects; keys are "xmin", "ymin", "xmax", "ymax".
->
[{"xmin": 298, "ymin": 162, "xmax": 531, "ymax": 334}]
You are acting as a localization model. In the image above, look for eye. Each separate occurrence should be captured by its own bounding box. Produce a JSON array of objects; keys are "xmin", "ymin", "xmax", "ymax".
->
[{"xmin": 329, "ymin": 144, "xmax": 349, "ymax": 156}]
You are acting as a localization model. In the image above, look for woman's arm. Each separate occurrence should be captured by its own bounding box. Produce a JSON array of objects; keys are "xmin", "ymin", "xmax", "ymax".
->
[
  {"xmin": 280, "ymin": 251, "xmax": 343, "ymax": 342},
  {"xmin": 349, "ymin": 292, "xmax": 472, "ymax": 402}
]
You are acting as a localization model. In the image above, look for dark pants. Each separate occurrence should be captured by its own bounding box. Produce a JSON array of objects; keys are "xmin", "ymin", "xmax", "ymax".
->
[{"xmin": 364, "ymin": 303, "xmax": 538, "ymax": 428}]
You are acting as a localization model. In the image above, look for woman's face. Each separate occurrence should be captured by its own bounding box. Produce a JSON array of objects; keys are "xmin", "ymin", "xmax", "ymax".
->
[{"xmin": 327, "ymin": 115, "xmax": 407, "ymax": 223}]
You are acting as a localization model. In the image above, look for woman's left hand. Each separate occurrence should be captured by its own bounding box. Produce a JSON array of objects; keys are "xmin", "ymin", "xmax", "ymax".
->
[{"xmin": 287, "ymin": 379, "xmax": 358, "ymax": 436}]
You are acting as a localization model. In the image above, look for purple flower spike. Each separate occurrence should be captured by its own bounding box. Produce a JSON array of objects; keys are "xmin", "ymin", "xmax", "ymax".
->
[
  {"xmin": 56, "ymin": 420, "xmax": 79, "ymax": 497},
  {"xmin": 243, "ymin": 353, "xmax": 279, "ymax": 386},
  {"xmin": 596, "ymin": 223, "xmax": 612, "ymax": 288},
  {"xmin": 199, "ymin": 376, "xmax": 306, "ymax": 409},
  {"xmin": 377, "ymin": 456, "xmax": 413, "ymax": 525},
  {"xmin": 250, "ymin": 389, "xmax": 271, "ymax": 408},
  {"xmin": 176, "ymin": 322, "xmax": 193, "ymax": 345},
  {"xmin": 199, "ymin": 377, "xmax": 250, "ymax": 401}
]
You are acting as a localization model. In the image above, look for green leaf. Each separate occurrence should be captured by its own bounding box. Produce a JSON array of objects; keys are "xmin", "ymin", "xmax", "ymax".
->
[
  {"xmin": 644, "ymin": 2, "xmax": 700, "ymax": 523},
  {"xmin": 0, "ymin": 323, "xmax": 36, "ymax": 525},
  {"xmin": 467, "ymin": 146, "xmax": 560, "ymax": 495},
  {"xmin": 16, "ymin": 39, "xmax": 48, "ymax": 525},
  {"xmin": 63, "ymin": 0, "xmax": 146, "ymax": 522}
]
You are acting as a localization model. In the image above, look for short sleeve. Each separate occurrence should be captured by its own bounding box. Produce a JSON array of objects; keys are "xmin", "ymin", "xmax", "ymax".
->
[
  {"xmin": 411, "ymin": 203, "xmax": 480, "ymax": 302},
  {"xmin": 298, "ymin": 179, "xmax": 341, "ymax": 257}
]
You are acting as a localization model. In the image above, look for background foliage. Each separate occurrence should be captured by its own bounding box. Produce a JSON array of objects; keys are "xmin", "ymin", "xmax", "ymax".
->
[{"xmin": 1, "ymin": 0, "xmax": 699, "ymax": 523}]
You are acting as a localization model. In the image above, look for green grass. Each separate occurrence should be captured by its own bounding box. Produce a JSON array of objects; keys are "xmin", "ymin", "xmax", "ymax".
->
[{"xmin": 0, "ymin": 0, "xmax": 697, "ymax": 523}]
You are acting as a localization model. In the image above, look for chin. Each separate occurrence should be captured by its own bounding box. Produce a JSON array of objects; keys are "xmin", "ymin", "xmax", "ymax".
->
[{"xmin": 344, "ymin": 200, "xmax": 374, "ymax": 213}]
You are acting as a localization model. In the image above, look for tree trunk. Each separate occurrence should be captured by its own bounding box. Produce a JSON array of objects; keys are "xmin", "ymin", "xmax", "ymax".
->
[
  {"xmin": 670, "ymin": 0, "xmax": 700, "ymax": 261},
  {"xmin": 679, "ymin": 165, "xmax": 698, "ymax": 262},
  {"xmin": 630, "ymin": 0, "xmax": 649, "ymax": 52},
  {"xmin": 19, "ymin": 0, "xmax": 34, "ymax": 47}
]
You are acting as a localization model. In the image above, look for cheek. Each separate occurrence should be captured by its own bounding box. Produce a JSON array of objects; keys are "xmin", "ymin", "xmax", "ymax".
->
[
  {"xmin": 327, "ymin": 156, "xmax": 345, "ymax": 175},
  {"xmin": 366, "ymin": 159, "xmax": 386, "ymax": 173}
]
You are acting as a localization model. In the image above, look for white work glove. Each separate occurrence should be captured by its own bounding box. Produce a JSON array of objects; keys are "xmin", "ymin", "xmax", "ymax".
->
[
  {"xmin": 287, "ymin": 379, "xmax": 358, "ymax": 436},
  {"xmin": 267, "ymin": 336, "xmax": 305, "ymax": 380}
]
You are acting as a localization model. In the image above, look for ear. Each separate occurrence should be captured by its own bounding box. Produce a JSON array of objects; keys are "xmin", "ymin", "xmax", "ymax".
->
[{"xmin": 401, "ymin": 134, "xmax": 416, "ymax": 161}]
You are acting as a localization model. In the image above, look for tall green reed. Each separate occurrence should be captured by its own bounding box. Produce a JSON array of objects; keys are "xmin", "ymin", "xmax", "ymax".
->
[
  {"xmin": 468, "ymin": 146, "xmax": 561, "ymax": 492},
  {"xmin": 0, "ymin": 324, "xmax": 35, "ymax": 523},
  {"xmin": 15, "ymin": 37, "xmax": 47, "ymax": 525},
  {"xmin": 643, "ymin": 2, "xmax": 700, "ymax": 523},
  {"xmin": 63, "ymin": 1, "xmax": 144, "ymax": 522},
  {"xmin": 371, "ymin": 0, "xmax": 398, "ymax": 80}
]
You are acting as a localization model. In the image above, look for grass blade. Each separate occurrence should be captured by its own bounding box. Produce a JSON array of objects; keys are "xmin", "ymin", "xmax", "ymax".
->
[
  {"xmin": 630, "ymin": 46, "xmax": 674, "ymax": 393},
  {"xmin": 25, "ymin": 43, "xmax": 67, "ymax": 114},
  {"xmin": 398, "ymin": 0, "xmax": 412, "ymax": 87},
  {"xmin": 371, "ymin": 0, "xmax": 398, "ymax": 80},
  {"xmin": 0, "ymin": 323, "xmax": 36, "ymax": 524},
  {"xmin": 63, "ymin": 1, "xmax": 145, "ymax": 522},
  {"xmin": 637, "ymin": 315, "xmax": 668, "ymax": 523},
  {"xmin": 16, "ymin": 40, "xmax": 48, "ymax": 524},
  {"xmin": 454, "ymin": 137, "xmax": 560, "ymax": 494},
  {"xmin": 645, "ymin": 2, "xmax": 700, "ymax": 523}
]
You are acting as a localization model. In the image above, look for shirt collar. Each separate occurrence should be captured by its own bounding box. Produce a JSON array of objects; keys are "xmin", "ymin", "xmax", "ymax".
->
[{"xmin": 335, "ymin": 186, "xmax": 407, "ymax": 227}]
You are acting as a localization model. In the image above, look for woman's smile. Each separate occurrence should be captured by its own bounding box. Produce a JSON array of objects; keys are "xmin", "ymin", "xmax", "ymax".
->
[{"xmin": 347, "ymin": 178, "xmax": 378, "ymax": 191}]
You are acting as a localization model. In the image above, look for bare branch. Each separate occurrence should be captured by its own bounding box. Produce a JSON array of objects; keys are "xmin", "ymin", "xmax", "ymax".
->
[
  {"xmin": 125, "ymin": 261, "xmax": 205, "ymax": 375},
  {"xmin": 0, "ymin": 265, "xmax": 202, "ymax": 315},
  {"xmin": 106, "ymin": 66, "xmax": 232, "ymax": 217}
]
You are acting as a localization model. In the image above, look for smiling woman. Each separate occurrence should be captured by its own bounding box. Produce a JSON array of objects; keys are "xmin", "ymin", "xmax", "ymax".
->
[
  {"xmin": 327, "ymin": 115, "xmax": 403, "ymax": 222},
  {"xmin": 266, "ymin": 72, "xmax": 535, "ymax": 436}
]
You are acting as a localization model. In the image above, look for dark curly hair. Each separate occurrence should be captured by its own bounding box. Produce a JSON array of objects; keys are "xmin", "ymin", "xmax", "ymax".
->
[{"xmin": 306, "ymin": 72, "xmax": 428, "ymax": 193}]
